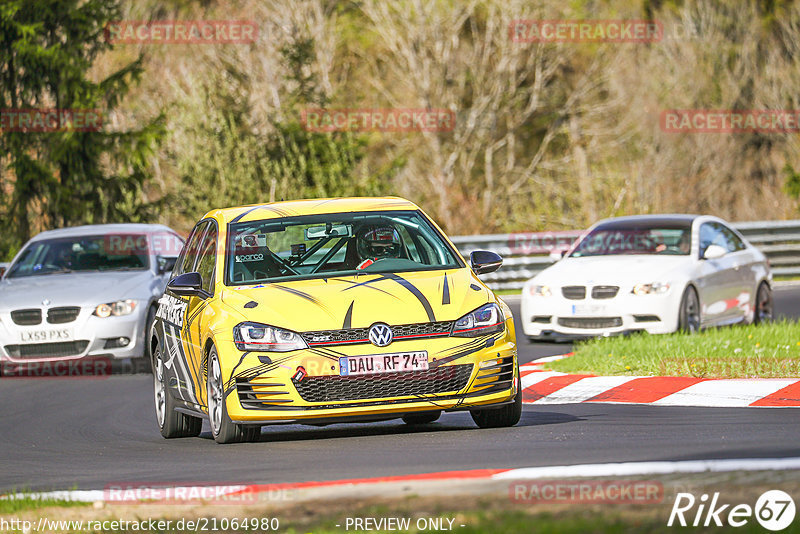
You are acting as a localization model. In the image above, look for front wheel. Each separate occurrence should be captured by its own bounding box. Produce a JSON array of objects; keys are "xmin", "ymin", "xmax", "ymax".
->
[
  {"xmin": 207, "ymin": 346, "xmax": 260, "ymax": 444},
  {"xmin": 154, "ymin": 343, "xmax": 202, "ymax": 439},
  {"xmin": 754, "ymin": 282, "xmax": 773, "ymax": 324},
  {"xmin": 677, "ymin": 286, "xmax": 701, "ymax": 333},
  {"xmin": 470, "ymin": 373, "xmax": 522, "ymax": 429}
]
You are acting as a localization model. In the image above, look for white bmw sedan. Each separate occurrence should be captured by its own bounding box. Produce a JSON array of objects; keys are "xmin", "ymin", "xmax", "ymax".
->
[{"xmin": 520, "ymin": 215, "xmax": 773, "ymax": 342}]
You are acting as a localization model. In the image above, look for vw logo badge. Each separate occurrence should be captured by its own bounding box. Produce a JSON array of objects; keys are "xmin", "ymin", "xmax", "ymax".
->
[{"xmin": 368, "ymin": 323, "xmax": 393, "ymax": 347}]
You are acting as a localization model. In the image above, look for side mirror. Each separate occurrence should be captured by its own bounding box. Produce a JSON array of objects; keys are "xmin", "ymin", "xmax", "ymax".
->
[
  {"xmin": 549, "ymin": 249, "xmax": 567, "ymax": 261},
  {"xmin": 157, "ymin": 256, "xmax": 178, "ymax": 275},
  {"xmin": 470, "ymin": 250, "xmax": 503, "ymax": 275},
  {"xmin": 702, "ymin": 244, "xmax": 727, "ymax": 260},
  {"xmin": 0, "ymin": 265, "xmax": 6, "ymax": 278},
  {"xmin": 167, "ymin": 272, "xmax": 209, "ymax": 299}
]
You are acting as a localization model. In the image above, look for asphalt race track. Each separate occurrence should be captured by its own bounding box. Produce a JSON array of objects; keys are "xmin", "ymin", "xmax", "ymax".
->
[{"xmin": 1, "ymin": 287, "xmax": 798, "ymax": 492}]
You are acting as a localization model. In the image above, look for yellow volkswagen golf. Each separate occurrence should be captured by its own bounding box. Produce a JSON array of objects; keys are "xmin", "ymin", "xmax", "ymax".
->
[{"xmin": 151, "ymin": 197, "xmax": 519, "ymax": 443}]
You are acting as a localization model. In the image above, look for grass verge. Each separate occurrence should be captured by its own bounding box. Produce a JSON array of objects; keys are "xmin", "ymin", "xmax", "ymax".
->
[{"xmin": 548, "ymin": 321, "xmax": 800, "ymax": 378}]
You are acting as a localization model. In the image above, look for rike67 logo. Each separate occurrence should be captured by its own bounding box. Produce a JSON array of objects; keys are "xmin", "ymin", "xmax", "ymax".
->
[{"xmin": 668, "ymin": 490, "xmax": 795, "ymax": 531}]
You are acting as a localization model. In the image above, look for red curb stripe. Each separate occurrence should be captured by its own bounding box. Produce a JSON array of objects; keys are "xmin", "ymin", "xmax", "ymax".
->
[
  {"xmin": 585, "ymin": 377, "xmax": 707, "ymax": 404},
  {"xmin": 228, "ymin": 468, "xmax": 510, "ymax": 496},
  {"xmin": 522, "ymin": 374, "xmax": 592, "ymax": 402},
  {"xmin": 749, "ymin": 381, "xmax": 800, "ymax": 407},
  {"xmin": 520, "ymin": 368, "xmax": 546, "ymax": 377}
]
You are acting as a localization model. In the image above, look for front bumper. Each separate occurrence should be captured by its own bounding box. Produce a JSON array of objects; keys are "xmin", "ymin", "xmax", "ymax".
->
[
  {"xmin": 214, "ymin": 323, "xmax": 518, "ymax": 424},
  {"xmin": 0, "ymin": 305, "xmax": 147, "ymax": 363},
  {"xmin": 520, "ymin": 289, "xmax": 683, "ymax": 340}
]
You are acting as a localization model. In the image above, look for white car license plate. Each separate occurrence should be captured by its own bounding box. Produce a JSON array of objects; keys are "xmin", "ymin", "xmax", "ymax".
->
[
  {"xmin": 339, "ymin": 351, "xmax": 428, "ymax": 377},
  {"xmin": 571, "ymin": 304, "xmax": 607, "ymax": 315},
  {"xmin": 19, "ymin": 328, "xmax": 73, "ymax": 343}
]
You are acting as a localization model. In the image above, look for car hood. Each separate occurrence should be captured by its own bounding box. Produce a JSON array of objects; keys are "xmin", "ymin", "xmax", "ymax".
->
[
  {"xmin": 220, "ymin": 268, "xmax": 490, "ymax": 330},
  {"xmin": 533, "ymin": 255, "xmax": 690, "ymax": 286},
  {"xmin": 0, "ymin": 271, "xmax": 154, "ymax": 310}
]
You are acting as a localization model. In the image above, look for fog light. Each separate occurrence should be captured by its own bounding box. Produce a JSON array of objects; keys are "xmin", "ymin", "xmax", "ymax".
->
[
  {"xmin": 480, "ymin": 358, "xmax": 503, "ymax": 369},
  {"xmin": 103, "ymin": 337, "xmax": 130, "ymax": 349}
]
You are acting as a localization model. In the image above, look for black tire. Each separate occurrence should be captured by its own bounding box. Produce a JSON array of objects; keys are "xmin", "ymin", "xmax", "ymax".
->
[
  {"xmin": 677, "ymin": 286, "xmax": 701, "ymax": 334},
  {"xmin": 402, "ymin": 411, "xmax": 442, "ymax": 425},
  {"xmin": 207, "ymin": 346, "xmax": 260, "ymax": 444},
  {"xmin": 470, "ymin": 370, "xmax": 522, "ymax": 429},
  {"xmin": 153, "ymin": 343, "xmax": 202, "ymax": 439},
  {"xmin": 754, "ymin": 282, "xmax": 773, "ymax": 324}
]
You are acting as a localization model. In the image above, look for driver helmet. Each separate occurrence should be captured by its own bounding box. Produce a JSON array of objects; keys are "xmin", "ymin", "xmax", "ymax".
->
[{"xmin": 356, "ymin": 226, "xmax": 401, "ymax": 260}]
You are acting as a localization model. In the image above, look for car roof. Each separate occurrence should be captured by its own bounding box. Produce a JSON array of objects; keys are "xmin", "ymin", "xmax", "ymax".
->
[
  {"xmin": 30, "ymin": 223, "xmax": 179, "ymax": 241},
  {"xmin": 592, "ymin": 214, "xmax": 700, "ymax": 230},
  {"xmin": 209, "ymin": 197, "xmax": 420, "ymax": 224}
]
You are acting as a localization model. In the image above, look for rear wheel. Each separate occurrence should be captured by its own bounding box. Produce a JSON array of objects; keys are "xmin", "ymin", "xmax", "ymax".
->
[
  {"xmin": 153, "ymin": 343, "xmax": 202, "ymax": 438},
  {"xmin": 470, "ymin": 372, "xmax": 522, "ymax": 429},
  {"xmin": 754, "ymin": 282, "xmax": 773, "ymax": 324},
  {"xmin": 678, "ymin": 286, "xmax": 701, "ymax": 333},
  {"xmin": 207, "ymin": 346, "xmax": 260, "ymax": 444},
  {"xmin": 402, "ymin": 411, "xmax": 441, "ymax": 425}
]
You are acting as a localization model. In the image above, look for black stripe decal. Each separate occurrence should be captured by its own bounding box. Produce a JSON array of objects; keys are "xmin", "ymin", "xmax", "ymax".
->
[
  {"xmin": 383, "ymin": 273, "xmax": 436, "ymax": 322},
  {"xmin": 271, "ymin": 284, "xmax": 320, "ymax": 304},
  {"xmin": 343, "ymin": 301, "xmax": 354, "ymax": 329},
  {"xmin": 442, "ymin": 273, "xmax": 450, "ymax": 305}
]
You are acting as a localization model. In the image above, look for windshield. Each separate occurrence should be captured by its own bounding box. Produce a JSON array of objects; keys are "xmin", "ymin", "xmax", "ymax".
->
[
  {"xmin": 226, "ymin": 210, "xmax": 462, "ymax": 285},
  {"xmin": 7, "ymin": 234, "xmax": 151, "ymax": 278},
  {"xmin": 569, "ymin": 225, "xmax": 691, "ymax": 258}
]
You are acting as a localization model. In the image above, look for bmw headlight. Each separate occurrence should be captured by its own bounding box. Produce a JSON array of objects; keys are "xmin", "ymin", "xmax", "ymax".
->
[
  {"xmin": 234, "ymin": 322, "xmax": 308, "ymax": 352},
  {"xmin": 93, "ymin": 299, "xmax": 137, "ymax": 317},
  {"xmin": 631, "ymin": 282, "xmax": 670, "ymax": 296},
  {"xmin": 528, "ymin": 284, "xmax": 552, "ymax": 297},
  {"xmin": 452, "ymin": 303, "xmax": 505, "ymax": 337}
]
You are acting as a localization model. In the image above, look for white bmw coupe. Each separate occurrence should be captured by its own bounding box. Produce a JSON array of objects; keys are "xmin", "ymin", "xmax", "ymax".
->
[{"xmin": 520, "ymin": 215, "xmax": 773, "ymax": 341}]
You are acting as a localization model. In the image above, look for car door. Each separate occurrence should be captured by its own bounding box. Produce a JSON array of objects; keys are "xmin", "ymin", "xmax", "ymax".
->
[
  {"xmin": 159, "ymin": 220, "xmax": 208, "ymax": 404},
  {"xmin": 184, "ymin": 221, "xmax": 219, "ymax": 408},
  {"xmin": 716, "ymin": 223, "xmax": 754, "ymax": 321},
  {"xmin": 695, "ymin": 222, "xmax": 742, "ymax": 325}
]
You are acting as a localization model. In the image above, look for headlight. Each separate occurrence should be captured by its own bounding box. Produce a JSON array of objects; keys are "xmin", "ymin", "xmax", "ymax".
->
[
  {"xmin": 528, "ymin": 284, "xmax": 552, "ymax": 297},
  {"xmin": 631, "ymin": 282, "xmax": 670, "ymax": 295},
  {"xmin": 234, "ymin": 322, "xmax": 308, "ymax": 352},
  {"xmin": 93, "ymin": 299, "xmax": 137, "ymax": 317},
  {"xmin": 452, "ymin": 303, "xmax": 505, "ymax": 337}
]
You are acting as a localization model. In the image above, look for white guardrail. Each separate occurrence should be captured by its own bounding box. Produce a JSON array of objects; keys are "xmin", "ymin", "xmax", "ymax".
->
[{"xmin": 451, "ymin": 219, "xmax": 800, "ymax": 291}]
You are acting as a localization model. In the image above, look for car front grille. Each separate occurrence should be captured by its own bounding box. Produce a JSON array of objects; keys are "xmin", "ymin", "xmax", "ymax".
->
[
  {"xmin": 47, "ymin": 307, "xmax": 81, "ymax": 324},
  {"xmin": 301, "ymin": 321, "xmax": 453, "ymax": 347},
  {"xmin": 4, "ymin": 341, "xmax": 90, "ymax": 359},
  {"xmin": 557, "ymin": 317, "xmax": 623, "ymax": 329},
  {"xmin": 591, "ymin": 286, "xmax": 619, "ymax": 299},
  {"xmin": 11, "ymin": 309, "xmax": 42, "ymax": 326},
  {"xmin": 561, "ymin": 286, "xmax": 586, "ymax": 300},
  {"xmin": 293, "ymin": 364, "xmax": 474, "ymax": 403}
]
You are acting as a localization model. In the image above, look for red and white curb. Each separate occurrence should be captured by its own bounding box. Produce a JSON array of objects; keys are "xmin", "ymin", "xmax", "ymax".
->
[
  {"xmin": 5, "ymin": 458, "xmax": 800, "ymax": 504},
  {"xmin": 520, "ymin": 357, "xmax": 800, "ymax": 407}
]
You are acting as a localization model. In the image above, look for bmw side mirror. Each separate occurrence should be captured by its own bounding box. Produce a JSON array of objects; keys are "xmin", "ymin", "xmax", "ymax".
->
[
  {"xmin": 167, "ymin": 272, "xmax": 209, "ymax": 298},
  {"xmin": 470, "ymin": 250, "xmax": 503, "ymax": 275},
  {"xmin": 157, "ymin": 255, "xmax": 178, "ymax": 275},
  {"xmin": 702, "ymin": 244, "xmax": 727, "ymax": 260}
]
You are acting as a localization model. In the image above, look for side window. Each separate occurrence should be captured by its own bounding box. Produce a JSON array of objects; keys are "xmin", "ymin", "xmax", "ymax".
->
[
  {"xmin": 718, "ymin": 224, "xmax": 745, "ymax": 252},
  {"xmin": 195, "ymin": 224, "xmax": 218, "ymax": 294},
  {"xmin": 698, "ymin": 223, "xmax": 718, "ymax": 258},
  {"xmin": 173, "ymin": 221, "xmax": 209, "ymax": 277}
]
